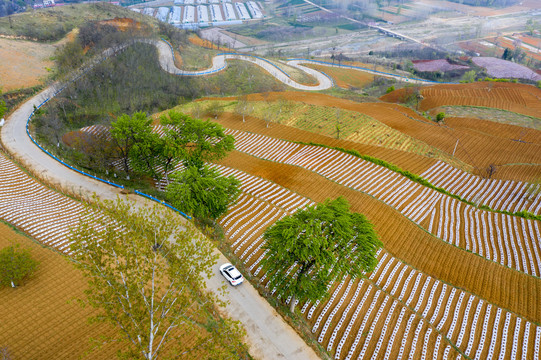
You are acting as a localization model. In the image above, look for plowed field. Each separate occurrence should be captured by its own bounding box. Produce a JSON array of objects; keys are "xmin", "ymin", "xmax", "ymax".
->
[
  {"xmin": 0, "ymin": 222, "xmax": 120, "ymax": 359},
  {"xmin": 304, "ymin": 64, "xmax": 375, "ymax": 89},
  {"xmin": 213, "ymin": 149, "xmax": 541, "ymax": 359},
  {"xmin": 383, "ymin": 82, "xmax": 541, "ymax": 119},
  {"xmin": 209, "ymin": 91, "xmax": 541, "ymax": 182}
]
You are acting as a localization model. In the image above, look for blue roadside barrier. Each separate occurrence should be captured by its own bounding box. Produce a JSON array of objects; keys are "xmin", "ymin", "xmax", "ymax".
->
[
  {"xmin": 24, "ymin": 43, "xmax": 194, "ymax": 219},
  {"xmin": 134, "ymin": 190, "xmax": 191, "ymax": 219}
]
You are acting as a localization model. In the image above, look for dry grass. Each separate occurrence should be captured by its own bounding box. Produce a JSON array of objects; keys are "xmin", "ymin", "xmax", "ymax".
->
[{"xmin": 0, "ymin": 38, "xmax": 56, "ymax": 91}]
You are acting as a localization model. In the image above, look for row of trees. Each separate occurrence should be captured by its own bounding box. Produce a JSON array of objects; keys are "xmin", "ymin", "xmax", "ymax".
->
[{"xmin": 109, "ymin": 110, "xmax": 240, "ymax": 222}]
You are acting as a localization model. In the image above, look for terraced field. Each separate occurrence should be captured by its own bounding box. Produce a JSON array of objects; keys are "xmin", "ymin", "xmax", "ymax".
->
[{"xmin": 210, "ymin": 152, "xmax": 541, "ymax": 359}]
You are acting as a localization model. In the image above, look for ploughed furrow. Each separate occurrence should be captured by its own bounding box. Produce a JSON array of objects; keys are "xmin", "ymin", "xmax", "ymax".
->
[
  {"xmin": 216, "ymin": 159, "xmax": 541, "ymax": 359},
  {"xmin": 217, "ymin": 149, "xmax": 541, "ymax": 324},
  {"xmin": 224, "ymin": 128, "xmax": 541, "ymax": 278},
  {"xmin": 418, "ymin": 83, "xmax": 541, "ymax": 119},
  {"xmin": 214, "ymin": 111, "xmax": 436, "ymax": 176},
  {"xmin": 0, "ymin": 153, "xmax": 88, "ymax": 252},
  {"xmin": 422, "ymin": 161, "xmax": 541, "ymax": 215}
]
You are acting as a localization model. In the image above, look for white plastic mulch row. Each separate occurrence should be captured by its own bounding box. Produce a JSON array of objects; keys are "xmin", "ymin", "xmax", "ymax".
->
[
  {"xmin": 213, "ymin": 161, "xmax": 540, "ymax": 359},
  {"xmin": 421, "ymin": 161, "xmax": 541, "ymax": 215},
  {"xmin": 0, "ymin": 153, "xmax": 87, "ymax": 252},
  {"xmin": 226, "ymin": 129, "xmax": 541, "ymax": 278}
]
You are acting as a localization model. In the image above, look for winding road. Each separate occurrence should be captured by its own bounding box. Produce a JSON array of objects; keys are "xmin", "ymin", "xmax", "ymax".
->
[
  {"xmin": 1, "ymin": 39, "xmax": 327, "ymax": 360},
  {"xmin": 0, "ymin": 38, "xmax": 437, "ymax": 358}
]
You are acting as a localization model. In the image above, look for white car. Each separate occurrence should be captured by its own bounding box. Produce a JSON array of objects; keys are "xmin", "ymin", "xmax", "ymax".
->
[{"xmin": 219, "ymin": 263, "xmax": 244, "ymax": 286}]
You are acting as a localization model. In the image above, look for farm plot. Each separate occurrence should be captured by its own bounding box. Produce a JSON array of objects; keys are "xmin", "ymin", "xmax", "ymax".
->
[
  {"xmin": 223, "ymin": 128, "xmax": 541, "ymax": 277},
  {"xmin": 215, "ymin": 154, "xmax": 541, "ymax": 360},
  {"xmin": 471, "ymin": 57, "xmax": 541, "ymax": 81},
  {"xmin": 0, "ymin": 38, "xmax": 55, "ymax": 91},
  {"xmin": 177, "ymin": 96, "xmax": 466, "ymax": 171},
  {"xmin": 0, "ymin": 222, "xmax": 121, "ymax": 359},
  {"xmin": 412, "ymin": 82, "xmax": 541, "ymax": 119},
  {"xmin": 0, "ymin": 152, "xmax": 88, "ymax": 252},
  {"xmin": 303, "ymin": 64, "xmax": 376, "ymax": 89},
  {"xmin": 421, "ymin": 161, "xmax": 541, "ymax": 214}
]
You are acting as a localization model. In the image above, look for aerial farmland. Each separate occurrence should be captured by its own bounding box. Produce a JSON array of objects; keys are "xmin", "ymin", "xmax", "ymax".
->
[{"xmin": 0, "ymin": 0, "xmax": 540, "ymax": 359}]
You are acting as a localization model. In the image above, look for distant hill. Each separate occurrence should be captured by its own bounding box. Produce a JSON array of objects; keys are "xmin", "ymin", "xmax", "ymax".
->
[{"xmin": 0, "ymin": 3, "xmax": 156, "ymax": 41}]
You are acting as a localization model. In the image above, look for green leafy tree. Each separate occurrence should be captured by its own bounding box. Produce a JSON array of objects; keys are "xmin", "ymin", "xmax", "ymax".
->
[
  {"xmin": 110, "ymin": 112, "xmax": 156, "ymax": 177},
  {"xmin": 166, "ymin": 165, "xmax": 241, "ymax": 222},
  {"xmin": 0, "ymin": 91, "xmax": 6, "ymax": 120},
  {"xmin": 261, "ymin": 197, "xmax": 382, "ymax": 312},
  {"xmin": 69, "ymin": 197, "xmax": 247, "ymax": 360},
  {"xmin": 0, "ymin": 245, "xmax": 38, "ymax": 288},
  {"xmin": 461, "ymin": 70, "xmax": 476, "ymax": 83},
  {"xmin": 160, "ymin": 111, "xmax": 235, "ymax": 170},
  {"xmin": 436, "ymin": 112, "xmax": 446, "ymax": 122}
]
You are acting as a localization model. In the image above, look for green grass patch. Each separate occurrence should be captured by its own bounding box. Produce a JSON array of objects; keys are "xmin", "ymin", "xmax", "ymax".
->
[{"xmin": 438, "ymin": 105, "xmax": 541, "ymax": 130}]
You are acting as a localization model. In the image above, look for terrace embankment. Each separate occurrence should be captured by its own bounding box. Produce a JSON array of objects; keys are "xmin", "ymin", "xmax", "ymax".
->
[{"xmin": 216, "ymin": 149, "xmax": 541, "ymax": 324}]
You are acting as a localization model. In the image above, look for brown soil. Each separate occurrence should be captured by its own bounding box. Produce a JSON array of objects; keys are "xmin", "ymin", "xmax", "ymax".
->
[
  {"xmin": 0, "ymin": 222, "xmax": 121, "ymax": 359},
  {"xmin": 216, "ymin": 150, "xmax": 541, "ymax": 325},
  {"xmin": 188, "ymin": 34, "xmax": 233, "ymax": 52},
  {"xmin": 214, "ymin": 90, "xmax": 541, "ymax": 181},
  {"xmin": 305, "ymin": 64, "xmax": 375, "ymax": 89},
  {"xmin": 0, "ymin": 38, "xmax": 55, "ymax": 91},
  {"xmin": 381, "ymin": 82, "xmax": 541, "ymax": 119}
]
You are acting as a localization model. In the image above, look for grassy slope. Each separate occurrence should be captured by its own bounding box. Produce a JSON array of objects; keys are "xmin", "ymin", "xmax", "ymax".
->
[{"xmin": 0, "ymin": 3, "xmax": 158, "ymax": 41}]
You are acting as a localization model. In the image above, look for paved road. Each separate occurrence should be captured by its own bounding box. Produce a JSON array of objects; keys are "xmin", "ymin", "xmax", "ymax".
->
[
  {"xmin": 1, "ymin": 55, "xmax": 320, "ymax": 360},
  {"xmin": 151, "ymin": 39, "xmax": 333, "ymax": 90}
]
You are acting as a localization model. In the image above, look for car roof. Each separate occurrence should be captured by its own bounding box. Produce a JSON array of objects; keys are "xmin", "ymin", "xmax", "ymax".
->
[{"xmin": 229, "ymin": 268, "xmax": 242, "ymax": 278}]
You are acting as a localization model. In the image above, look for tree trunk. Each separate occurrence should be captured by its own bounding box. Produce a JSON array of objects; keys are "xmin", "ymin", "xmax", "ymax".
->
[{"xmin": 289, "ymin": 294, "xmax": 296, "ymax": 313}]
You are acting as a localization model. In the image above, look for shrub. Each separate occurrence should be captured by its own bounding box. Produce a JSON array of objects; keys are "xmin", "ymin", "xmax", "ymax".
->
[
  {"xmin": 436, "ymin": 112, "xmax": 445, "ymax": 122},
  {"xmin": 0, "ymin": 245, "xmax": 38, "ymax": 288},
  {"xmin": 386, "ymin": 85, "xmax": 395, "ymax": 94}
]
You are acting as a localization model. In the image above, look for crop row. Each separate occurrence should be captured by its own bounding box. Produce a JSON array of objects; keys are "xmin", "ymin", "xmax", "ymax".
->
[
  {"xmin": 0, "ymin": 153, "xmax": 86, "ymax": 252},
  {"xmin": 225, "ymin": 128, "xmax": 541, "ymax": 277},
  {"xmin": 421, "ymin": 161, "xmax": 541, "ymax": 214},
  {"xmin": 214, "ymin": 161, "xmax": 541, "ymax": 359}
]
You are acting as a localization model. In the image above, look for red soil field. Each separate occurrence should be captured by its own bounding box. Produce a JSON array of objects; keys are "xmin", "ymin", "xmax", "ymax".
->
[{"xmin": 217, "ymin": 90, "xmax": 541, "ymax": 182}]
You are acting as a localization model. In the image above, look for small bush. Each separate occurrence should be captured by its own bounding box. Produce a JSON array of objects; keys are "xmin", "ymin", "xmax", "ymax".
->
[
  {"xmin": 436, "ymin": 112, "xmax": 445, "ymax": 122},
  {"xmin": 0, "ymin": 245, "xmax": 38, "ymax": 288},
  {"xmin": 386, "ymin": 85, "xmax": 395, "ymax": 94}
]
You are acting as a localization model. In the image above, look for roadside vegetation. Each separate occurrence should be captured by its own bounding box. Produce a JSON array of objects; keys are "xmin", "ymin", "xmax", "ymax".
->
[{"xmin": 70, "ymin": 198, "xmax": 249, "ymax": 359}]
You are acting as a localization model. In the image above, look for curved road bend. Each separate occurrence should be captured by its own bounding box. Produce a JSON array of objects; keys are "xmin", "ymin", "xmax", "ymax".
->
[
  {"xmin": 150, "ymin": 39, "xmax": 333, "ymax": 91},
  {"xmin": 1, "ymin": 57, "xmax": 320, "ymax": 360}
]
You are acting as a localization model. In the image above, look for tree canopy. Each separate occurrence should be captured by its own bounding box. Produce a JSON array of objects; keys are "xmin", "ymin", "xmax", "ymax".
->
[
  {"xmin": 0, "ymin": 245, "xmax": 38, "ymax": 288},
  {"xmin": 166, "ymin": 165, "xmax": 241, "ymax": 222},
  {"xmin": 261, "ymin": 197, "xmax": 382, "ymax": 312},
  {"xmin": 160, "ymin": 110, "xmax": 235, "ymax": 169},
  {"xmin": 110, "ymin": 111, "xmax": 157, "ymax": 177},
  {"xmin": 69, "ymin": 197, "xmax": 247, "ymax": 359}
]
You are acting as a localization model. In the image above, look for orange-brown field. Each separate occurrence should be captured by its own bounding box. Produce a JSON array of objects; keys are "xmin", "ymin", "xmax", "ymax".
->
[
  {"xmin": 305, "ymin": 64, "xmax": 376, "ymax": 89},
  {"xmin": 0, "ymin": 38, "xmax": 55, "ymax": 91},
  {"xmin": 218, "ymin": 90, "xmax": 541, "ymax": 182},
  {"xmin": 0, "ymin": 222, "xmax": 120, "ymax": 359},
  {"xmin": 4, "ymin": 45, "xmax": 541, "ymax": 359}
]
